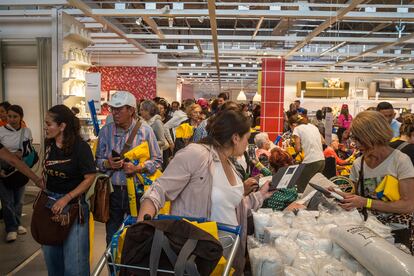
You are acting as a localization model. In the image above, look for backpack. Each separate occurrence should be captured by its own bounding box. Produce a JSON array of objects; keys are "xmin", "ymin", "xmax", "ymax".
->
[{"xmin": 120, "ymin": 219, "xmax": 223, "ymax": 276}]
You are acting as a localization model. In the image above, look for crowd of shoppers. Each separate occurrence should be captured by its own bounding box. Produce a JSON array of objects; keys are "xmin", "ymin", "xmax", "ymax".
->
[{"xmin": 2, "ymin": 90, "xmax": 414, "ymax": 275}]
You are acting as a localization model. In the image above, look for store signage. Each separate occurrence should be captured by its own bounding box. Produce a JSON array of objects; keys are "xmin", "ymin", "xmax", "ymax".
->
[{"xmin": 86, "ymin": 72, "xmax": 101, "ymax": 113}]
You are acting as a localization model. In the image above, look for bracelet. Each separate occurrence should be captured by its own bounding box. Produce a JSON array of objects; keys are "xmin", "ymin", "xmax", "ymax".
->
[{"xmin": 366, "ymin": 198, "xmax": 373, "ymax": 209}]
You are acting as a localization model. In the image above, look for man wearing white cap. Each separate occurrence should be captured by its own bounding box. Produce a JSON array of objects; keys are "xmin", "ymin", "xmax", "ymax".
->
[{"xmin": 95, "ymin": 91, "xmax": 162, "ymax": 244}]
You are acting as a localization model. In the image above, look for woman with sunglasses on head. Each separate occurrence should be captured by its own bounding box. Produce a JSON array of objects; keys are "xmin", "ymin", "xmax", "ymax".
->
[
  {"xmin": 41, "ymin": 105, "xmax": 96, "ymax": 275},
  {"xmin": 389, "ymin": 113, "xmax": 414, "ymax": 165},
  {"xmin": 335, "ymin": 111, "xmax": 414, "ymax": 253}
]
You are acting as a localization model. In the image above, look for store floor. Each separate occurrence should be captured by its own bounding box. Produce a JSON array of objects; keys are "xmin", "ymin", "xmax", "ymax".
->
[{"xmin": 0, "ymin": 186, "xmax": 109, "ymax": 276}]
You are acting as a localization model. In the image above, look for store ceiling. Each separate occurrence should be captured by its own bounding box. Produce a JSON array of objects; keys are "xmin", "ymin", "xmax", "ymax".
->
[{"xmin": 2, "ymin": 0, "xmax": 414, "ymax": 92}]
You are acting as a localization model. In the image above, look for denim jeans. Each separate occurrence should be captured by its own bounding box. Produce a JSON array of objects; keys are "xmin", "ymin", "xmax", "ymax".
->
[
  {"xmin": 42, "ymin": 191, "xmax": 90, "ymax": 276},
  {"xmin": 0, "ymin": 180, "xmax": 25, "ymax": 233},
  {"xmin": 106, "ymin": 185, "xmax": 140, "ymax": 245}
]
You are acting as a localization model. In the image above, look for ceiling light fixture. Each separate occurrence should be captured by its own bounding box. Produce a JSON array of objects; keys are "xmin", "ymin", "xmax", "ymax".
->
[
  {"xmin": 320, "ymin": 41, "xmax": 346, "ymax": 57},
  {"xmin": 198, "ymin": 16, "xmax": 205, "ymax": 23},
  {"xmin": 168, "ymin": 17, "xmax": 174, "ymax": 28}
]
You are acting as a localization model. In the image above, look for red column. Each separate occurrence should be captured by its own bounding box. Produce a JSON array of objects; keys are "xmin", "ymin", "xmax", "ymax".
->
[{"xmin": 260, "ymin": 58, "xmax": 285, "ymax": 141}]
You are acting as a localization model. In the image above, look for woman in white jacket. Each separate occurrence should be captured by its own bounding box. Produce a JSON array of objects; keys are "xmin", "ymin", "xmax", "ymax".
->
[{"xmin": 0, "ymin": 105, "xmax": 34, "ymax": 242}]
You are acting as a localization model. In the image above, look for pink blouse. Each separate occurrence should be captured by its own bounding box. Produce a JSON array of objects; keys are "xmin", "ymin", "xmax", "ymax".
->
[{"xmin": 337, "ymin": 114, "xmax": 353, "ymax": 129}]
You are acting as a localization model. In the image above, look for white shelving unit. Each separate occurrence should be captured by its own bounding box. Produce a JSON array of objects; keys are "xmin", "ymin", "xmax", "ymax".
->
[{"xmin": 56, "ymin": 12, "xmax": 97, "ymax": 140}]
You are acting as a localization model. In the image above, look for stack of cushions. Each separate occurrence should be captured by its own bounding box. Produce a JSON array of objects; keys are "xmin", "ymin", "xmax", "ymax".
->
[{"xmin": 323, "ymin": 78, "xmax": 341, "ymax": 88}]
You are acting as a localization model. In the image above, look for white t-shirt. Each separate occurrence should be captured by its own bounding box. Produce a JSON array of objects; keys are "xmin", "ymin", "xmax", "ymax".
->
[
  {"xmin": 0, "ymin": 125, "xmax": 33, "ymax": 153},
  {"xmin": 210, "ymin": 160, "xmax": 244, "ymax": 226},
  {"xmin": 350, "ymin": 150, "xmax": 414, "ymax": 199},
  {"xmin": 292, "ymin": 124, "xmax": 324, "ymax": 164}
]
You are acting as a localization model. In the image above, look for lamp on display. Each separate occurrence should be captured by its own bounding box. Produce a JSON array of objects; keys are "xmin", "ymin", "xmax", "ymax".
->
[
  {"xmin": 237, "ymin": 90, "xmax": 247, "ymax": 101},
  {"xmin": 253, "ymin": 92, "xmax": 261, "ymax": 102}
]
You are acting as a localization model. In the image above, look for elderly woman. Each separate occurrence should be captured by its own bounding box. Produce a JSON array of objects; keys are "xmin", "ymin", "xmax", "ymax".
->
[
  {"xmin": 337, "ymin": 111, "xmax": 414, "ymax": 253},
  {"xmin": 140, "ymin": 100, "xmax": 169, "ymax": 152},
  {"xmin": 389, "ymin": 113, "xmax": 414, "ymax": 165},
  {"xmin": 173, "ymin": 103, "xmax": 202, "ymax": 154},
  {"xmin": 254, "ymin": 132, "xmax": 272, "ymax": 159},
  {"xmin": 139, "ymin": 110, "xmax": 274, "ymax": 274}
]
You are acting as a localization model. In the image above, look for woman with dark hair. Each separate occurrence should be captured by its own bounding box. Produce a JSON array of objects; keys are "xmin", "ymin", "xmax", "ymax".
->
[
  {"xmin": 0, "ymin": 105, "xmax": 34, "ymax": 242},
  {"xmin": 337, "ymin": 104, "xmax": 353, "ymax": 142},
  {"xmin": 139, "ymin": 110, "xmax": 274, "ymax": 275},
  {"xmin": 390, "ymin": 113, "xmax": 414, "ymax": 164},
  {"xmin": 41, "ymin": 105, "xmax": 96, "ymax": 276},
  {"xmin": 156, "ymin": 99, "xmax": 171, "ymax": 124},
  {"xmin": 0, "ymin": 101, "xmax": 11, "ymax": 126}
]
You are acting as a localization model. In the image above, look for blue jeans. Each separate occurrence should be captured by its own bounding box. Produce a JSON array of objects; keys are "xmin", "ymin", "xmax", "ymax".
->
[
  {"xmin": 0, "ymin": 180, "xmax": 25, "ymax": 232},
  {"xmin": 42, "ymin": 191, "xmax": 90, "ymax": 276},
  {"xmin": 106, "ymin": 185, "xmax": 140, "ymax": 245}
]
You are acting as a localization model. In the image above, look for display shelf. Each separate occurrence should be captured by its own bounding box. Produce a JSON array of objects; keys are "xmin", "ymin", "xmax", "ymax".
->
[
  {"xmin": 62, "ymin": 94, "xmax": 85, "ymax": 99},
  {"xmin": 64, "ymin": 32, "xmax": 94, "ymax": 46},
  {"xmin": 63, "ymin": 59, "xmax": 92, "ymax": 68},
  {"xmin": 63, "ymin": 77, "xmax": 86, "ymax": 83}
]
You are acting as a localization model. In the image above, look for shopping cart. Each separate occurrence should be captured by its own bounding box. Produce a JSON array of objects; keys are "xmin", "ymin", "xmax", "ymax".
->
[{"xmin": 92, "ymin": 215, "xmax": 241, "ymax": 276}]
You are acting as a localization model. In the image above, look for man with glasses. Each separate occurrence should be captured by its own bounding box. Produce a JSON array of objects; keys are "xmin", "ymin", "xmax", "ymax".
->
[{"xmin": 95, "ymin": 91, "xmax": 162, "ymax": 245}]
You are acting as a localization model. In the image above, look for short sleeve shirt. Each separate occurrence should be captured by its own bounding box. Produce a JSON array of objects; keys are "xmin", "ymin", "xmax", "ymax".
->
[
  {"xmin": 45, "ymin": 138, "xmax": 96, "ymax": 194},
  {"xmin": 292, "ymin": 124, "xmax": 324, "ymax": 164},
  {"xmin": 350, "ymin": 150, "xmax": 414, "ymax": 199}
]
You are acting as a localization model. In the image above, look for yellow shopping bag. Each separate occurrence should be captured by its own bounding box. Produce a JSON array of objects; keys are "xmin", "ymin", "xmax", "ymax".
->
[
  {"xmin": 375, "ymin": 175, "xmax": 400, "ymax": 202},
  {"xmin": 175, "ymin": 123, "xmax": 194, "ymax": 139},
  {"xmin": 184, "ymin": 219, "xmax": 235, "ymax": 276}
]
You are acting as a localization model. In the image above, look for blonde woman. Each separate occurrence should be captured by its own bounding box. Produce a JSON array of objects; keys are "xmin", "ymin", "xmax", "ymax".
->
[
  {"xmin": 174, "ymin": 103, "xmax": 202, "ymax": 154},
  {"xmin": 336, "ymin": 111, "xmax": 414, "ymax": 253}
]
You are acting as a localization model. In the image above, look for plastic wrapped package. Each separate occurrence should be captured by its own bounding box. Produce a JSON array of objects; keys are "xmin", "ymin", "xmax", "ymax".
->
[
  {"xmin": 263, "ymin": 226, "xmax": 290, "ymax": 243},
  {"xmin": 287, "ymin": 229, "xmax": 300, "ymax": 239},
  {"xmin": 282, "ymin": 211, "xmax": 296, "ymax": 226},
  {"xmin": 284, "ymin": 266, "xmax": 308, "ymax": 276},
  {"xmin": 318, "ymin": 263, "xmax": 355, "ymax": 276},
  {"xmin": 333, "ymin": 209, "xmax": 363, "ymax": 226},
  {"xmin": 340, "ymin": 254, "xmax": 369, "ymax": 274},
  {"xmin": 249, "ymin": 245, "xmax": 284, "ymax": 276},
  {"xmin": 252, "ymin": 211, "xmax": 271, "ymax": 241},
  {"xmin": 317, "ymin": 212, "xmax": 336, "ymax": 225},
  {"xmin": 331, "ymin": 242, "xmax": 348, "ymax": 260},
  {"xmin": 257, "ymin": 208, "xmax": 274, "ymax": 214},
  {"xmin": 268, "ymin": 212, "xmax": 285, "ymax": 228},
  {"xmin": 364, "ymin": 216, "xmax": 392, "ymax": 239},
  {"xmin": 296, "ymin": 210, "xmax": 320, "ymax": 218},
  {"xmin": 247, "ymin": 235, "xmax": 262, "ymax": 251},
  {"xmin": 273, "ymin": 237, "xmax": 300, "ymax": 265},
  {"xmin": 292, "ymin": 252, "xmax": 316, "ymax": 276},
  {"xmin": 320, "ymin": 224, "xmax": 337, "ymax": 238},
  {"xmin": 330, "ymin": 225, "xmax": 414, "ymax": 276}
]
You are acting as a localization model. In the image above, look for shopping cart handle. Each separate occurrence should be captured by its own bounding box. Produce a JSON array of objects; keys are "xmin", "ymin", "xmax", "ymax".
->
[
  {"xmin": 218, "ymin": 224, "xmax": 241, "ymax": 236},
  {"xmin": 157, "ymin": 214, "xmax": 208, "ymax": 223}
]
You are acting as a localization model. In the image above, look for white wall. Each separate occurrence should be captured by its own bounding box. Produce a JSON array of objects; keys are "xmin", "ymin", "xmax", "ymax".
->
[
  {"xmin": 157, "ymin": 69, "xmax": 177, "ymax": 102},
  {"xmin": 4, "ymin": 68, "xmax": 41, "ymax": 144},
  {"xmin": 91, "ymin": 54, "xmax": 158, "ymax": 67},
  {"xmin": 0, "ymin": 20, "xmax": 52, "ymax": 39}
]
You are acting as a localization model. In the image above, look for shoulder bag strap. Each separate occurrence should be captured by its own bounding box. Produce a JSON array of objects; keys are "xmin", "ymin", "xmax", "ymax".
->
[
  {"xmin": 120, "ymin": 120, "xmax": 141, "ymax": 158},
  {"xmin": 396, "ymin": 141, "xmax": 409, "ymax": 151},
  {"xmin": 358, "ymin": 156, "xmax": 368, "ymax": 221},
  {"xmin": 19, "ymin": 128, "xmax": 25, "ymax": 150}
]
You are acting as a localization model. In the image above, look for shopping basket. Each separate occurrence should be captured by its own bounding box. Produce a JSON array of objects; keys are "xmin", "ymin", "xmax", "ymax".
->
[{"xmin": 92, "ymin": 215, "xmax": 241, "ymax": 276}]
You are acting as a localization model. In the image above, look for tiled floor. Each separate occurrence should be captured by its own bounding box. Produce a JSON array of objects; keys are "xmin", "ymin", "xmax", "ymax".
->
[{"xmin": 0, "ymin": 187, "xmax": 109, "ymax": 276}]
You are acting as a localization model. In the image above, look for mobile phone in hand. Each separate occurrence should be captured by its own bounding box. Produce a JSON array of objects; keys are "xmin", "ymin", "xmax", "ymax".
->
[{"xmin": 112, "ymin": 150, "xmax": 121, "ymax": 160}]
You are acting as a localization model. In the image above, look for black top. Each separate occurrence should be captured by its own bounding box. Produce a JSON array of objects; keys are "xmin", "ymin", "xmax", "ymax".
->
[
  {"xmin": 389, "ymin": 140, "xmax": 414, "ymax": 165},
  {"xmin": 0, "ymin": 142, "xmax": 3, "ymax": 149},
  {"xmin": 45, "ymin": 138, "xmax": 96, "ymax": 194}
]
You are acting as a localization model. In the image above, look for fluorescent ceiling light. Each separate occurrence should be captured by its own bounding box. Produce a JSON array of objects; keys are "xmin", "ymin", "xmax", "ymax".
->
[
  {"xmin": 319, "ymin": 42, "xmax": 346, "ymax": 56},
  {"xmin": 145, "ymin": 3, "xmax": 156, "ymax": 10}
]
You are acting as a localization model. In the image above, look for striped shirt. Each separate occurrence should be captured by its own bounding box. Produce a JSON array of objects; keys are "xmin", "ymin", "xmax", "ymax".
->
[{"xmin": 96, "ymin": 119, "xmax": 162, "ymax": 186}]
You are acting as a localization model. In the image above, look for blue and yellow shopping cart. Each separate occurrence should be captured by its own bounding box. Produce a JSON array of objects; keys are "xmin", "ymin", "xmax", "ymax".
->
[{"xmin": 92, "ymin": 215, "xmax": 241, "ymax": 276}]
